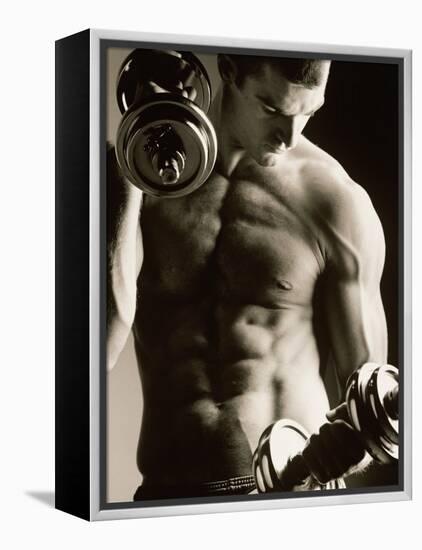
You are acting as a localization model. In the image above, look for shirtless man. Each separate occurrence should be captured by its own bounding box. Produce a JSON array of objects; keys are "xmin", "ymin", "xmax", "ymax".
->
[{"xmin": 107, "ymin": 53, "xmax": 387, "ymax": 499}]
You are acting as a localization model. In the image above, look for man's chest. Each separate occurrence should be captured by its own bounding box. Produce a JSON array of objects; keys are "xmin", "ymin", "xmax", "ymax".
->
[{"xmin": 139, "ymin": 171, "xmax": 323, "ymax": 306}]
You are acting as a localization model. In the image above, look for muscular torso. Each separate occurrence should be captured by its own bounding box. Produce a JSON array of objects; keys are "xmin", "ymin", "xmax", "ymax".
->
[{"xmin": 132, "ymin": 144, "xmax": 338, "ymax": 485}]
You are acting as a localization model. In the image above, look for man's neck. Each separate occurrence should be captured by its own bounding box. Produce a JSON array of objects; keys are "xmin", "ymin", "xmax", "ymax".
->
[{"xmin": 208, "ymin": 85, "xmax": 246, "ymax": 178}]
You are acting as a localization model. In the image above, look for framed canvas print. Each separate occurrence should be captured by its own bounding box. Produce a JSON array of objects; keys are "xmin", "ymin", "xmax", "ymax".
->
[{"xmin": 55, "ymin": 29, "xmax": 412, "ymax": 521}]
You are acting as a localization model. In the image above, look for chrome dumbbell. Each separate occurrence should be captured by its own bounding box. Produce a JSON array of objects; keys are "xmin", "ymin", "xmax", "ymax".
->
[
  {"xmin": 115, "ymin": 49, "xmax": 217, "ymax": 198},
  {"xmin": 253, "ymin": 363, "xmax": 399, "ymax": 492}
]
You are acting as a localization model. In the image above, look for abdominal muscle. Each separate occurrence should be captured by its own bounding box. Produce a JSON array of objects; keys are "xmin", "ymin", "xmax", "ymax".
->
[{"xmin": 133, "ymin": 298, "xmax": 330, "ymax": 486}]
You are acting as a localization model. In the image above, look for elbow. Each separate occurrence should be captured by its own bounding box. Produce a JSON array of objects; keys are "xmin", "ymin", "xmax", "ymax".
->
[
  {"xmin": 106, "ymin": 315, "xmax": 134, "ymax": 371},
  {"xmin": 106, "ymin": 282, "xmax": 137, "ymax": 371},
  {"xmin": 107, "ymin": 340, "xmax": 123, "ymax": 372}
]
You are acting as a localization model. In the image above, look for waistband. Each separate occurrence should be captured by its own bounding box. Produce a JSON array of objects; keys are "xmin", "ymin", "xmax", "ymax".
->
[{"xmin": 133, "ymin": 475, "xmax": 257, "ymax": 501}]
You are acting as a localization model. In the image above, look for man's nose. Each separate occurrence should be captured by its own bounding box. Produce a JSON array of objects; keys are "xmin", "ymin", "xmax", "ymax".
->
[{"xmin": 276, "ymin": 116, "xmax": 303, "ymax": 150}]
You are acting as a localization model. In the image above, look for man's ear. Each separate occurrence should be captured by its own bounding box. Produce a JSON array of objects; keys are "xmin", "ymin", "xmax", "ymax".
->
[{"xmin": 217, "ymin": 54, "xmax": 238, "ymax": 83}]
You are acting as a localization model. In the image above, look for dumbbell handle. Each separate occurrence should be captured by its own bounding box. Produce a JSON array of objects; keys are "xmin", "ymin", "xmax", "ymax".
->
[{"xmin": 277, "ymin": 380, "xmax": 399, "ymax": 490}]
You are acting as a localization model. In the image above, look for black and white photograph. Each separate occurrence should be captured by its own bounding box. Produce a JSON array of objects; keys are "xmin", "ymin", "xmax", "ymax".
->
[{"xmin": 104, "ymin": 41, "xmax": 403, "ymax": 507}]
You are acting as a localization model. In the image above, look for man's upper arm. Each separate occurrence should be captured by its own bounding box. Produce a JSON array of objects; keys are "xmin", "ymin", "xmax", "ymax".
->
[{"xmin": 321, "ymin": 179, "xmax": 387, "ymax": 388}]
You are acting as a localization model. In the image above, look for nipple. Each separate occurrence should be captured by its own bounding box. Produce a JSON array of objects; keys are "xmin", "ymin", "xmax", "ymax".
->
[{"xmin": 275, "ymin": 279, "xmax": 293, "ymax": 291}]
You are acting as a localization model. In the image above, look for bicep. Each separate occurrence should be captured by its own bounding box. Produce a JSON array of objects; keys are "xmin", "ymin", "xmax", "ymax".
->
[{"xmin": 322, "ymin": 184, "xmax": 388, "ymax": 387}]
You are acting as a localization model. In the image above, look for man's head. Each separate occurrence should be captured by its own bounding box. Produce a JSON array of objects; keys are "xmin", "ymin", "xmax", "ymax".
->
[{"xmin": 217, "ymin": 54, "xmax": 331, "ymax": 166}]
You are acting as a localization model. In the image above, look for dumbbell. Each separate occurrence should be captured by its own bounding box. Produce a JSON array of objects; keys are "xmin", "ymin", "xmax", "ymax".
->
[
  {"xmin": 115, "ymin": 49, "xmax": 217, "ymax": 197},
  {"xmin": 252, "ymin": 362, "xmax": 399, "ymax": 492}
]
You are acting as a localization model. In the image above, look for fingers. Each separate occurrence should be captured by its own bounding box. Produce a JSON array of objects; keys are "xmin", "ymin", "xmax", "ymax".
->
[
  {"xmin": 302, "ymin": 421, "xmax": 366, "ymax": 484},
  {"xmin": 141, "ymin": 81, "xmax": 197, "ymax": 101},
  {"xmin": 140, "ymin": 80, "xmax": 167, "ymax": 98},
  {"xmin": 326, "ymin": 402, "xmax": 349, "ymax": 423},
  {"xmin": 184, "ymin": 86, "xmax": 197, "ymax": 101}
]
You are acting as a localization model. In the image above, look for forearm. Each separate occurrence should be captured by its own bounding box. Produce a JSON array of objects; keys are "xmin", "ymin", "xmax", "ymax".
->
[
  {"xmin": 329, "ymin": 287, "xmax": 388, "ymax": 390},
  {"xmin": 366, "ymin": 292, "xmax": 388, "ymax": 363},
  {"xmin": 108, "ymin": 184, "xmax": 143, "ymax": 315},
  {"xmin": 107, "ymin": 148, "xmax": 143, "ymax": 369}
]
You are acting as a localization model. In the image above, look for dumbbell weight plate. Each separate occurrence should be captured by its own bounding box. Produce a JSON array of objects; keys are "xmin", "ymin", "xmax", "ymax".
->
[
  {"xmin": 346, "ymin": 364, "xmax": 396, "ymax": 464},
  {"xmin": 369, "ymin": 365, "xmax": 399, "ymax": 447},
  {"xmin": 253, "ymin": 420, "xmax": 309, "ymax": 492},
  {"xmin": 253, "ymin": 419, "xmax": 309, "ymax": 493},
  {"xmin": 346, "ymin": 363, "xmax": 376, "ymax": 433},
  {"xmin": 117, "ymin": 49, "xmax": 212, "ymax": 114},
  {"xmin": 364, "ymin": 367, "xmax": 397, "ymax": 461},
  {"xmin": 252, "ymin": 419, "xmax": 345, "ymax": 492},
  {"xmin": 270, "ymin": 420, "xmax": 310, "ymax": 491},
  {"xmin": 346, "ymin": 365, "xmax": 389, "ymax": 464},
  {"xmin": 177, "ymin": 50, "xmax": 212, "ymax": 111},
  {"xmin": 252, "ymin": 423, "xmax": 280, "ymax": 492},
  {"xmin": 116, "ymin": 94, "xmax": 217, "ymax": 197},
  {"xmin": 126, "ymin": 118, "xmax": 206, "ymax": 190}
]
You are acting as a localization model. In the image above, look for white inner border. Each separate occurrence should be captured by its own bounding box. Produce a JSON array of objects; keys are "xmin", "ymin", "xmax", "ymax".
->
[{"xmin": 89, "ymin": 28, "xmax": 412, "ymax": 521}]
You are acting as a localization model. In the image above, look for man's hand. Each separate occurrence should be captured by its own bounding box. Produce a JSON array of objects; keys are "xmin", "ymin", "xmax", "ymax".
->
[
  {"xmin": 300, "ymin": 418, "xmax": 366, "ymax": 485},
  {"xmin": 252, "ymin": 407, "xmax": 371, "ymax": 493}
]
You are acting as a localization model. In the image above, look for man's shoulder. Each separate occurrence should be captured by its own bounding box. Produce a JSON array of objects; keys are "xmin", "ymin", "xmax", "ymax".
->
[
  {"xmin": 294, "ymin": 138, "xmax": 384, "ymax": 267},
  {"xmin": 296, "ymin": 137, "xmax": 351, "ymax": 191},
  {"xmin": 296, "ymin": 137, "xmax": 374, "ymax": 225},
  {"xmin": 296, "ymin": 136, "xmax": 345, "ymax": 171}
]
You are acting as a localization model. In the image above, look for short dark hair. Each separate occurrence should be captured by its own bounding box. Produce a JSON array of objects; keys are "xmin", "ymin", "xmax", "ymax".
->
[{"xmin": 218, "ymin": 54, "xmax": 329, "ymax": 88}]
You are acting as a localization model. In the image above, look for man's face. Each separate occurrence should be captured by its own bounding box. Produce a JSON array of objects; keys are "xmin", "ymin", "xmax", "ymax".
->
[{"xmin": 227, "ymin": 62, "xmax": 329, "ymax": 167}]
